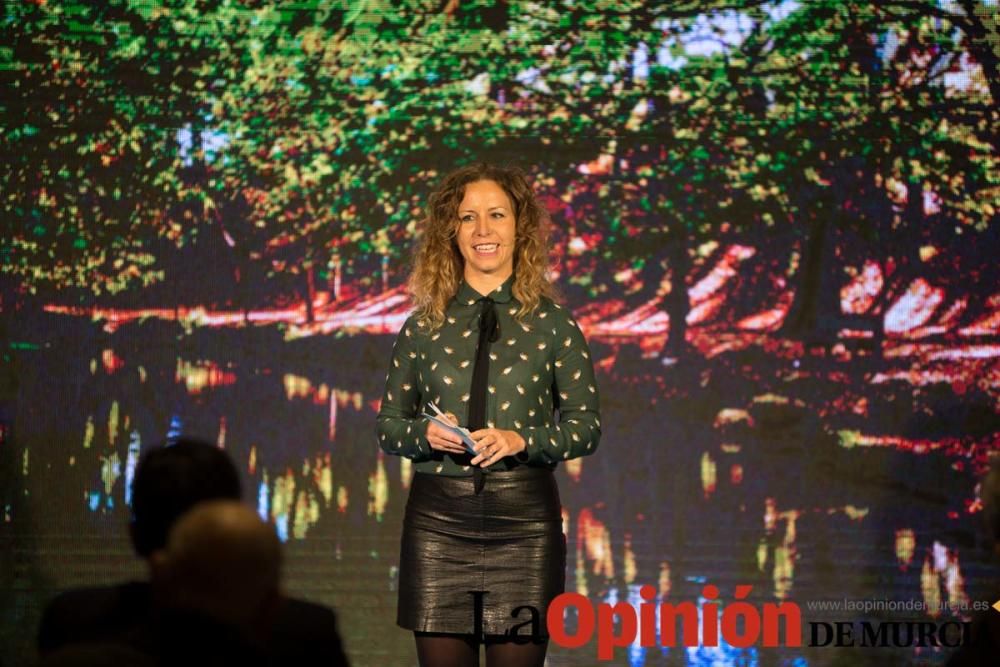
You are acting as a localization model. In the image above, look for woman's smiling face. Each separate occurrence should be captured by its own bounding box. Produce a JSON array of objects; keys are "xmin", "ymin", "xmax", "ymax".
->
[{"xmin": 455, "ymin": 179, "xmax": 516, "ymax": 284}]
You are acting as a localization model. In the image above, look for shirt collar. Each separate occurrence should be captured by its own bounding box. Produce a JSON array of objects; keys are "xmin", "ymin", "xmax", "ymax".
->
[{"xmin": 455, "ymin": 273, "xmax": 515, "ymax": 306}]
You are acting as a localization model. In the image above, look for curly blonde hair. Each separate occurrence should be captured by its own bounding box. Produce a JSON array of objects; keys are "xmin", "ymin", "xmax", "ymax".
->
[{"xmin": 408, "ymin": 164, "xmax": 558, "ymax": 330}]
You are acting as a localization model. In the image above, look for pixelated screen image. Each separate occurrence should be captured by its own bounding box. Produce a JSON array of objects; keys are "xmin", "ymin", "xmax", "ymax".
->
[{"xmin": 2, "ymin": 1, "xmax": 998, "ymax": 665}]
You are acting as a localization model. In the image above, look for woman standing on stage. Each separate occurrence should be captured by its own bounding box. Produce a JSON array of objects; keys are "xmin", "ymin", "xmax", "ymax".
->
[{"xmin": 376, "ymin": 163, "xmax": 601, "ymax": 667}]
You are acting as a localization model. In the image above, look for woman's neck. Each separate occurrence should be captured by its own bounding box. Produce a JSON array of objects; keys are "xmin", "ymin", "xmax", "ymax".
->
[{"xmin": 464, "ymin": 269, "xmax": 512, "ymax": 297}]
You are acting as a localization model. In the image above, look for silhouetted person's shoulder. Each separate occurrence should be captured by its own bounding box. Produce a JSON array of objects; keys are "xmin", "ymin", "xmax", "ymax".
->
[
  {"xmin": 37, "ymin": 641, "xmax": 157, "ymax": 667},
  {"xmin": 128, "ymin": 606, "xmax": 268, "ymax": 667},
  {"xmin": 38, "ymin": 582, "xmax": 150, "ymax": 654},
  {"xmin": 38, "ymin": 585, "xmax": 350, "ymax": 666},
  {"xmin": 272, "ymin": 596, "xmax": 350, "ymax": 666}
]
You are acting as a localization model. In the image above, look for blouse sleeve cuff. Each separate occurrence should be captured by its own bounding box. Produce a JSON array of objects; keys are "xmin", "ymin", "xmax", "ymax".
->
[{"xmin": 515, "ymin": 429, "xmax": 543, "ymax": 464}]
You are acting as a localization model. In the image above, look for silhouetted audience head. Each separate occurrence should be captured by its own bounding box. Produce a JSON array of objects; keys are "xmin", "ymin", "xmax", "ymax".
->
[
  {"xmin": 981, "ymin": 455, "xmax": 1000, "ymax": 555},
  {"xmin": 150, "ymin": 500, "xmax": 282, "ymax": 631},
  {"xmin": 40, "ymin": 438, "xmax": 348, "ymax": 667},
  {"xmin": 129, "ymin": 437, "xmax": 242, "ymax": 557}
]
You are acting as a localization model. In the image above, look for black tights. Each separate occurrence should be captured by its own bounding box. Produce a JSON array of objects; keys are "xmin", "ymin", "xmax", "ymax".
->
[{"xmin": 414, "ymin": 632, "xmax": 548, "ymax": 667}]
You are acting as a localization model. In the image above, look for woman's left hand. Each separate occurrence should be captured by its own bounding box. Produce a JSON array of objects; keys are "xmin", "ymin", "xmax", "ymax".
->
[{"xmin": 469, "ymin": 428, "xmax": 526, "ymax": 467}]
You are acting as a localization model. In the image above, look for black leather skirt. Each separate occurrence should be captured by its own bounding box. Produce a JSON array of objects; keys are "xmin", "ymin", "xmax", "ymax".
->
[{"xmin": 397, "ymin": 466, "xmax": 565, "ymax": 637}]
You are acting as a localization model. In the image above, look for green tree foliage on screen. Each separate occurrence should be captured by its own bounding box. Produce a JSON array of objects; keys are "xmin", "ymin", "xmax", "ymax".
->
[
  {"xmin": 503, "ymin": 0, "xmax": 997, "ymax": 349},
  {"xmin": 1, "ymin": 0, "xmax": 249, "ymax": 297},
  {"xmin": 752, "ymin": 1, "xmax": 999, "ymax": 340},
  {"xmin": 1, "ymin": 0, "xmax": 996, "ymax": 348},
  {"xmin": 205, "ymin": 0, "xmax": 524, "ymax": 317}
]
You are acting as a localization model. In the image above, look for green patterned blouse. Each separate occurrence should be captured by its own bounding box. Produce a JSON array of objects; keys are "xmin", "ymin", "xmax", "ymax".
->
[{"xmin": 376, "ymin": 274, "xmax": 601, "ymax": 476}]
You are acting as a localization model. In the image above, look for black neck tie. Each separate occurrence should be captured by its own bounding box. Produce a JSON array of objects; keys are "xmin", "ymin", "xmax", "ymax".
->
[{"xmin": 468, "ymin": 297, "xmax": 499, "ymax": 493}]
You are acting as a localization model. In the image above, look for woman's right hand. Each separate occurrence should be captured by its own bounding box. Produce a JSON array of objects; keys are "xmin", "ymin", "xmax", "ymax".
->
[{"xmin": 425, "ymin": 412, "xmax": 468, "ymax": 455}]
